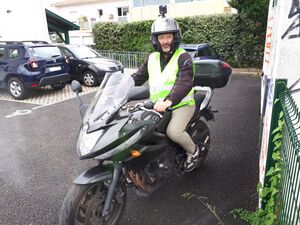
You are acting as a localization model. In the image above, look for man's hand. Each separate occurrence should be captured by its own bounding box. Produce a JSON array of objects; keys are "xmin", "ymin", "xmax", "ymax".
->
[{"xmin": 154, "ymin": 100, "xmax": 172, "ymax": 112}]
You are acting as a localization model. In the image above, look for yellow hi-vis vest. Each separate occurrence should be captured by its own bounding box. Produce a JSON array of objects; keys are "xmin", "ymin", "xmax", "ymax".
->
[{"xmin": 147, "ymin": 48, "xmax": 195, "ymax": 109}]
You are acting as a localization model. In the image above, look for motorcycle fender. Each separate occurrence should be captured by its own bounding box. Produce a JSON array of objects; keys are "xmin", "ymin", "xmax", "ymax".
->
[{"xmin": 73, "ymin": 166, "xmax": 113, "ymax": 185}]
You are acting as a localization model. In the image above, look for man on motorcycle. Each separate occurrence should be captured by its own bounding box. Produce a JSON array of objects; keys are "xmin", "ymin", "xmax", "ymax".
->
[{"xmin": 131, "ymin": 16, "xmax": 200, "ymax": 172}]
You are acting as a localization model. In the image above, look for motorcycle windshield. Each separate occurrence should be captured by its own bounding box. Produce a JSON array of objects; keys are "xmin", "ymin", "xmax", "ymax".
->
[{"xmin": 83, "ymin": 72, "xmax": 134, "ymax": 128}]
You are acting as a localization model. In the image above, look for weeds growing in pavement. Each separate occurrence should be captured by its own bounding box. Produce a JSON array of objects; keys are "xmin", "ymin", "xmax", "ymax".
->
[{"xmin": 182, "ymin": 192, "xmax": 226, "ymax": 225}]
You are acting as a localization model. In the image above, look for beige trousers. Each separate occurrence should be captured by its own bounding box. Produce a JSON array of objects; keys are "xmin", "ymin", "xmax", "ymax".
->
[{"xmin": 166, "ymin": 104, "xmax": 196, "ymax": 154}]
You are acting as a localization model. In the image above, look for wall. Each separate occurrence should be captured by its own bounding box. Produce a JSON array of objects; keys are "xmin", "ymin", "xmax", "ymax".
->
[
  {"xmin": 0, "ymin": 0, "xmax": 49, "ymax": 42},
  {"xmin": 52, "ymin": 0, "xmax": 128, "ymax": 44},
  {"xmin": 129, "ymin": 0, "xmax": 229, "ymax": 21},
  {"xmin": 260, "ymin": 0, "xmax": 300, "ymax": 187},
  {"xmin": 53, "ymin": 0, "xmax": 129, "ymax": 24},
  {"xmin": 263, "ymin": 0, "xmax": 300, "ymax": 87}
]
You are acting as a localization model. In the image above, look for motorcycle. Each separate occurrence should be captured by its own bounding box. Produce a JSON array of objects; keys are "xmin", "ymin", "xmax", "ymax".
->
[{"xmin": 59, "ymin": 61, "xmax": 231, "ymax": 225}]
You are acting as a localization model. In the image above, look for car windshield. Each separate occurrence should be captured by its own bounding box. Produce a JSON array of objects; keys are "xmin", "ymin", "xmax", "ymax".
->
[
  {"xmin": 83, "ymin": 72, "xmax": 134, "ymax": 128},
  {"xmin": 69, "ymin": 46, "xmax": 100, "ymax": 59},
  {"xmin": 29, "ymin": 46, "xmax": 62, "ymax": 58}
]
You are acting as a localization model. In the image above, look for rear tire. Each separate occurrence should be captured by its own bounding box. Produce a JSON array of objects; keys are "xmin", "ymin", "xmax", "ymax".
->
[
  {"xmin": 188, "ymin": 120, "xmax": 210, "ymax": 168},
  {"xmin": 7, "ymin": 77, "xmax": 27, "ymax": 100},
  {"xmin": 59, "ymin": 181, "xmax": 127, "ymax": 225},
  {"xmin": 51, "ymin": 82, "xmax": 66, "ymax": 90}
]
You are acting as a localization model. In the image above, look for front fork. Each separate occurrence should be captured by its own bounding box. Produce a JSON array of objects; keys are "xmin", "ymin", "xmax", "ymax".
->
[{"xmin": 102, "ymin": 162, "xmax": 122, "ymax": 217}]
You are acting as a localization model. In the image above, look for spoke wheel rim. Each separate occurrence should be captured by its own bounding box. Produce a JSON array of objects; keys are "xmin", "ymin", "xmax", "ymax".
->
[
  {"xmin": 195, "ymin": 131, "xmax": 210, "ymax": 167},
  {"xmin": 10, "ymin": 81, "xmax": 22, "ymax": 97},
  {"xmin": 188, "ymin": 121, "xmax": 210, "ymax": 168},
  {"xmin": 84, "ymin": 73, "xmax": 95, "ymax": 86},
  {"xmin": 74, "ymin": 183, "xmax": 125, "ymax": 225}
]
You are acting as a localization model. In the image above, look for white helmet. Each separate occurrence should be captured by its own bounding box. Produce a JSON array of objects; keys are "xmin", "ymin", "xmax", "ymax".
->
[{"xmin": 151, "ymin": 17, "xmax": 181, "ymax": 51}]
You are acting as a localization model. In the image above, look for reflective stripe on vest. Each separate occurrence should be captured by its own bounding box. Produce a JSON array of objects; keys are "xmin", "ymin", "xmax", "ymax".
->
[{"xmin": 147, "ymin": 48, "xmax": 195, "ymax": 109}]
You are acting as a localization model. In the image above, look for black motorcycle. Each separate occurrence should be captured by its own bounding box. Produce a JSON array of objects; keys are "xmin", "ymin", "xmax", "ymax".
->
[{"xmin": 59, "ymin": 62, "xmax": 231, "ymax": 225}]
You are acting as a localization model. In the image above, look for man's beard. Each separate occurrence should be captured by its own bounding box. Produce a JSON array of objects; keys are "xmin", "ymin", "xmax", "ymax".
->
[{"xmin": 162, "ymin": 44, "xmax": 171, "ymax": 53}]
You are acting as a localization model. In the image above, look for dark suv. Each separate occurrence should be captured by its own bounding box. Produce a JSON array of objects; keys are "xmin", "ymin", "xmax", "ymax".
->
[
  {"xmin": 57, "ymin": 45, "xmax": 123, "ymax": 87},
  {"xmin": 181, "ymin": 43, "xmax": 222, "ymax": 60},
  {"xmin": 0, "ymin": 41, "xmax": 70, "ymax": 100}
]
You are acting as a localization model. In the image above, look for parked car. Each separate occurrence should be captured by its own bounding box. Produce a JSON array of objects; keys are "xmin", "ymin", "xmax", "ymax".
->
[
  {"xmin": 181, "ymin": 43, "xmax": 222, "ymax": 60},
  {"xmin": 0, "ymin": 41, "xmax": 70, "ymax": 100},
  {"xmin": 57, "ymin": 45, "xmax": 124, "ymax": 87}
]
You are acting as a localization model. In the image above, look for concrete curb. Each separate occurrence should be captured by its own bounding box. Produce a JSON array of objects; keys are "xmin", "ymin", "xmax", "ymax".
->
[{"xmin": 232, "ymin": 68, "xmax": 262, "ymax": 76}]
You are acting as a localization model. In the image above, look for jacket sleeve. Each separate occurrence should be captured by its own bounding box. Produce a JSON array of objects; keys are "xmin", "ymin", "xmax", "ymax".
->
[
  {"xmin": 131, "ymin": 55, "xmax": 150, "ymax": 86},
  {"xmin": 165, "ymin": 52, "xmax": 194, "ymax": 106}
]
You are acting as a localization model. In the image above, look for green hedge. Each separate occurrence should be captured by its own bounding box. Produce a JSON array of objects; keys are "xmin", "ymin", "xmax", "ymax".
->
[{"xmin": 93, "ymin": 14, "xmax": 265, "ymax": 68}]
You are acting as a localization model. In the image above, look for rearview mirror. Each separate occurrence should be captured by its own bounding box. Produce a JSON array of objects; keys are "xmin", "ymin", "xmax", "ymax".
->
[{"xmin": 127, "ymin": 86, "xmax": 150, "ymax": 101}]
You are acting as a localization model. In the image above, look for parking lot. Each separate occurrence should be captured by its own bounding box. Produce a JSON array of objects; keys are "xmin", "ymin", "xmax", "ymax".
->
[
  {"xmin": 0, "ymin": 69, "xmax": 137, "ymax": 107},
  {"xmin": 0, "ymin": 72, "xmax": 260, "ymax": 225},
  {"xmin": 0, "ymin": 84, "xmax": 98, "ymax": 107}
]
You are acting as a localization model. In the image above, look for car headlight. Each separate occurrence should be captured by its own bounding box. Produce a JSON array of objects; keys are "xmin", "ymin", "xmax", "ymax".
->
[
  {"xmin": 77, "ymin": 124, "xmax": 104, "ymax": 157},
  {"xmin": 95, "ymin": 64, "xmax": 111, "ymax": 71}
]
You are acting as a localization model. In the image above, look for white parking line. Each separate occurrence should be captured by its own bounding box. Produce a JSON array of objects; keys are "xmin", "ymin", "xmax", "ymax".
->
[{"xmin": 6, "ymin": 109, "xmax": 32, "ymax": 118}]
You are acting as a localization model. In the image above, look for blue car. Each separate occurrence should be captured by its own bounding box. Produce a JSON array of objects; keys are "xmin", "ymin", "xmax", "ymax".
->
[
  {"xmin": 181, "ymin": 43, "xmax": 222, "ymax": 60},
  {"xmin": 0, "ymin": 41, "xmax": 70, "ymax": 100}
]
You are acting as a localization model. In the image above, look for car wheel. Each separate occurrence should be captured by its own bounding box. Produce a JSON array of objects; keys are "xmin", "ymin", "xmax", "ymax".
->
[
  {"xmin": 83, "ymin": 71, "xmax": 98, "ymax": 87},
  {"xmin": 51, "ymin": 82, "xmax": 66, "ymax": 90},
  {"xmin": 7, "ymin": 77, "xmax": 28, "ymax": 100}
]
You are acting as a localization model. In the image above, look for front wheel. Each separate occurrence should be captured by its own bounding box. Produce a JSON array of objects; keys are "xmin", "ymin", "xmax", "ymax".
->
[
  {"xmin": 188, "ymin": 120, "xmax": 210, "ymax": 168},
  {"xmin": 59, "ymin": 181, "xmax": 127, "ymax": 225},
  {"xmin": 83, "ymin": 71, "xmax": 98, "ymax": 87}
]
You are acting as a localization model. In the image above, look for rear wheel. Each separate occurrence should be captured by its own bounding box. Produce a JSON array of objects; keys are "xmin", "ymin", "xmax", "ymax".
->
[
  {"xmin": 51, "ymin": 82, "xmax": 66, "ymax": 90},
  {"xmin": 188, "ymin": 120, "xmax": 210, "ymax": 168},
  {"xmin": 83, "ymin": 71, "xmax": 98, "ymax": 87},
  {"xmin": 59, "ymin": 181, "xmax": 127, "ymax": 225},
  {"xmin": 7, "ymin": 77, "xmax": 27, "ymax": 100}
]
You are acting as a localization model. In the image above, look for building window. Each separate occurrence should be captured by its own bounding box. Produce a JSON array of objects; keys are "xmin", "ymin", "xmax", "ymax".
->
[
  {"xmin": 98, "ymin": 9, "xmax": 103, "ymax": 17},
  {"xmin": 133, "ymin": 0, "xmax": 170, "ymax": 7},
  {"xmin": 117, "ymin": 7, "xmax": 129, "ymax": 17}
]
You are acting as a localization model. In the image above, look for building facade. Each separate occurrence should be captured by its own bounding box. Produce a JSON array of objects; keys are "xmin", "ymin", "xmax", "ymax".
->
[
  {"xmin": 0, "ymin": 0, "xmax": 50, "ymax": 42},
  {"xmin": 52, "ymin": 0, "xmax": 129, "ymax": 44},
  {"xmin": 52, "ymin": 0, "xmax": 233, "ymax": 44},
  {"xmin": 129, "ymin": 0, "xmax": 232, "ymax": 21}
]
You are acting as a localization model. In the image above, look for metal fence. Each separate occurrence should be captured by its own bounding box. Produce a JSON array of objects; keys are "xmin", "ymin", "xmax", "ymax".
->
[
  {"xmin": 278, "ymin": 87, "xmax": 300, "ymax": 225},
  {"xmin": 97, "ymin": 50, "xmax": 149, "ymax": 69}
]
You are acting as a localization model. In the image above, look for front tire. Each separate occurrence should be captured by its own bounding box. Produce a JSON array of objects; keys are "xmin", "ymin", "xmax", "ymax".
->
[
  {"xmin": 83, "ymin": 71, "xmax": 98, "ymax": 87},
  {"xmin": 59, "ymin": 181, "xmax": 127, "ymax": 225},
  {"xmin": 188, "ymin": 120, "xmax": 210, "ymax": 168}
]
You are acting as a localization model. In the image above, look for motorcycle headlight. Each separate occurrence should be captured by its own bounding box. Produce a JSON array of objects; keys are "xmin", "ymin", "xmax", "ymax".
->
[{"xmin": 77, "ymin": 125, "xmax": 104, "ymax": 157}]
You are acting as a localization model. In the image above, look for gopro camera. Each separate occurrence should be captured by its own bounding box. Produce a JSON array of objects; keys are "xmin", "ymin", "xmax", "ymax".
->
[{"xmin": 159, "ymin": 5, "xmax": 167, "ymax": 17}]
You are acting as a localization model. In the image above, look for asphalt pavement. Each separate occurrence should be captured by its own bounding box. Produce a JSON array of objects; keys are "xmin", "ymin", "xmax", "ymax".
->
[{"xmin": 0, "ymin": 72, "xmax": 260, "ymax": 225}]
